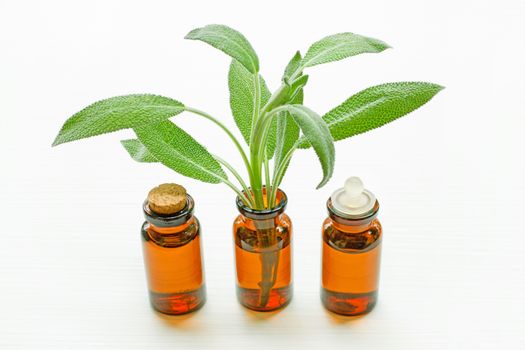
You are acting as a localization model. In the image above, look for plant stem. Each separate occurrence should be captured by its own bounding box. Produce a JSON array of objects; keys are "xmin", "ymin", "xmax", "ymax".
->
[
  {"xmin": 249, "ymin": 79, "xmax": 296, "ymax": 210},
  {"xmin": 269, "ymin": 140, "xmax": 299, "ymax": 205},
  {"xmin": 248, "ymin": 73, "xmax": 267, "ymax": 210},
  {"xmin": 186, "ymin": 106, "xmax": 252, "ymax": 176},
  {"xmin": 222, "ymin": 179, "xmax": 251, "ymax": 207},
  {"xmin": 213, "ymin": 154, "xmax": 254, "ymax": 207},
  {"xmin": 249, "ymin": 148, "xmax": 264, "ymax": 209},
  {"xmin": 250, "ymin": 114, "xmax": 273, "ymax": 210},
  {"xmin": 263, "ymin": 151, "xmax": 271, "ymax": 208},
  {"xmin": 254, "ymin": 106, "xmax": 290, "ymax": 208}
]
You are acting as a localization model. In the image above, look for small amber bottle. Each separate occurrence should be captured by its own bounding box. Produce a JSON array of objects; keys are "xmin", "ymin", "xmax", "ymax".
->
[
  {"xmin": 141, "ymin": 184, "xmax": 206, "ymax": 315},
  {"xmin": 321, "ymin": 177, "xmax": 382, "ymax": 316},
  {"xmin": 233, "ymin": 188, "xmax": 293, "ymax": 311}
]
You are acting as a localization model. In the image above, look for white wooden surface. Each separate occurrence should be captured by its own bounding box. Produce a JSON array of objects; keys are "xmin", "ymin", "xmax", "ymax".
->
[{"xmin": 1, "ymin": 1, "xmax": 524, "ymax": 348}]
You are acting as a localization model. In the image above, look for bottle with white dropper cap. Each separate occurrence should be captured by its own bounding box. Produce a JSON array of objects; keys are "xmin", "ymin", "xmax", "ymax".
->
[
  {"xmin": 331, "ymin": 177, "xmax": 377, "ymax": 218},
  {"xmin": 321, "ymin": 176, "xmax": 383, "ymax": 316}
]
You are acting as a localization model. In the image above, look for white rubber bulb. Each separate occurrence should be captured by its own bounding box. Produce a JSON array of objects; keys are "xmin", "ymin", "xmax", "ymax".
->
[
  {"xmin": 341, "ymin": 177, "xmax": 367, "ymax": 207},
  {"xmin": 331, "ymin": 176, "xmax": 376, "ymax": 216}
]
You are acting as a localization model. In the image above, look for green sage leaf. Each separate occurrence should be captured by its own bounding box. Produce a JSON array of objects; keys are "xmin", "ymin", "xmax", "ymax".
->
[
  {"xmin": 272, "ymin": 91, "xmax": 303, "ymax": 181},
  {"xmin": 134, "ymin": 120, "xmax": 227, "ymax": 184},
  {"xmin": 185, "ymin": 24, "xmax": 259, "ymax": 73},
  {"xmin": 299, "ymin": 82, "xmax": 444, "ymax": 148},
  {"xmin": 302, "ymin": 32, "xmax": 390, "ymax": 68},
  {"xmin": 288, "ymin": 75, "xmax": 309, "ymax": 101},
  {"xmin": 228, "ymin": 60, "xmax": 271, "ymax": 145},
  {"xmin": 121, "ymin": 139, "xmax": 157, "ymax": 163},
  {"xmin": 279, "ymin": 105, "xmax": 335, "ymax": 189},
  {"xmin": 52, "ymin": 94, "xmax": 184, "ymax": 146},
  {"xmin": 283, "ymin": 51, "xmax": 303, "ymax": 82}
]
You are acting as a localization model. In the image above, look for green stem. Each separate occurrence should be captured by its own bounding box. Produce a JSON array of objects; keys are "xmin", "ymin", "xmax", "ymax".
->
[
  {"xmin": 222, "ymin": 179, "xmax": 251, "ymax": 207},
  {"xmin": 254, "ymin": 107, "xmax": 287, "ymax": 208},
  {"xmin": 249, "ymin": 81, "xmax": 294, "ymax": 210},
  {"xmin": 250, "ymin": 114, "xmax": 273, "ymax": 210},
  {"xmin": 263, "ymin": 151, "xmax": 271, "ymax": 208},
  {"xmin": 213, "ymin": 155, "xmax": 254, "ymax": 207},
  {"xmin": 248, "ymin": 73, "xmax": 267, "ymax": 210},
  {"xmin": 186, "ymin": 106, "xmax": 252, "ymax": 176},
  {"xmin": 269, "ymin": 140, "xmax": 299, "ymax": 205}
]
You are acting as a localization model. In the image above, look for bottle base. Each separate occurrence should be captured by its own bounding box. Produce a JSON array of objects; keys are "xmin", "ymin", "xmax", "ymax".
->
[
  {"xmin": 321, "ymin": 288, "xmax": 377, "ymax": 316},
  {"xmin": 149, "ymin": 286, "xmax": 206, "ymax": 315},
  {"xmin": 237, "ymin": 285, "xmax": 292, "ymax": 312}
]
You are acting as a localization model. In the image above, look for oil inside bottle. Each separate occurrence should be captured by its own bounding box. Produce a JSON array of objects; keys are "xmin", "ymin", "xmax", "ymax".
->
[{"xmin": 321, "ymin": 216, "xmax": 381, "ymax": 315}]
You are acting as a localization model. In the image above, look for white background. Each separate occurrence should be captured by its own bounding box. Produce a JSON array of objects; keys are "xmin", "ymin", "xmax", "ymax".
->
[{"xmin": 1, "ymin": 0, "xmax": 524, "ymax": 349}]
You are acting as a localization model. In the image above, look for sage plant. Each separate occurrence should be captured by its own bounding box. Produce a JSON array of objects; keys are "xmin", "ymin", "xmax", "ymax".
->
[
  {"xmin": 53, "ymin": 25, "xmax": 443, "ymax": 307},
  {"xmin": 53, "ymin": 24, "xmax": 442, "ymax": 210}
]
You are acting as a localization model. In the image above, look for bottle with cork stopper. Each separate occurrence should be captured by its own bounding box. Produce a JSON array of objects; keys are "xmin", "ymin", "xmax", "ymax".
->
[
  {"xmin": 321, "ymin": 177, "xmax": 382, "ymax": 316},
  {"xmin": 141, "ymin": 183, "xmax": 206, "ymax": 315}
]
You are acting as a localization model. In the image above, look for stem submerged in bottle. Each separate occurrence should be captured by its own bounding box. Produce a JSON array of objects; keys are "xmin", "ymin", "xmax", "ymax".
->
[{"xmin": 254, "ymin": 218, "xmax": 280, "ymax": 308}]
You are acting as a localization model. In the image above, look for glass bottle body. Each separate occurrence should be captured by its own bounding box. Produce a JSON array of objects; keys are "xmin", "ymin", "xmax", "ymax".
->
[
  {"xmin": 141, "ymin": 196, "xmax": 206, "ymax": 315},
  {"xmin": 233, "ymin": 189, "xmax": 293, "ymax": 311},
  {"xmin": 321, "ymin": 200, "xmax": 382, "ymax": 316}
]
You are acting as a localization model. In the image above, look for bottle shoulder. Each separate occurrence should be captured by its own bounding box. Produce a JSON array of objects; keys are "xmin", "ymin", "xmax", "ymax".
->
[
  {"xmin": 142, "ymin": 216, "xmax": 200, "ymax": 248},
  {"xmin": 323, "ymin": 217, "xmax": 381, "ymax": 252}
]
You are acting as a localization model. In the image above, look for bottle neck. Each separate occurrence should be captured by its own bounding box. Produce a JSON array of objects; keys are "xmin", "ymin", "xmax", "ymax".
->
[
  {"xmin": 236, "ymin": 188, "xmax": 287, "ymax": 232},
  {"xmin": 236, "ymin": 188, "xmax": 288, "ymax": 221},
  {"xmin": 327, "ymin": 198, "xmax": 379, "ymax": 232},
  {"xmin": 148, "ymin": 217, "xmax": 196, "ymax": 234}
]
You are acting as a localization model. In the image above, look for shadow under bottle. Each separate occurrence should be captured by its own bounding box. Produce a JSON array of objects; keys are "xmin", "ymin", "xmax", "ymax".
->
[{"xmin": 233, "ymin": 188, "xmax": 293, "ymax": 312}]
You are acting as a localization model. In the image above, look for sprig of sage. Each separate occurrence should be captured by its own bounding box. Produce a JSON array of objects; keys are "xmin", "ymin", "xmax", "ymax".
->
[{"xmin": 53, "ymin": 24, "xmax": 443, "ymax": 210}]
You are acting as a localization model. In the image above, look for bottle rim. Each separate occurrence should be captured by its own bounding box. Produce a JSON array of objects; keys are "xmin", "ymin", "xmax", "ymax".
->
[
  {"xmin": 236, "ymin": 188, "xmax": 288, "ymax": 220},
  {"xmin": 327, "ymin": 197, "xmax": 379, "ymax": 225}
]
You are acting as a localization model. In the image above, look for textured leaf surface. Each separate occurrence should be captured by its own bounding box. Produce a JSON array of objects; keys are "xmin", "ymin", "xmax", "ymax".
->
[
  {"xmin": 288, "ymin": 75, "xmax": 308, "ymax": 101},
  {"xmin": 134, "ymin": 120, "xmax": 227, "ymax": 184},
  {"xmin": 186, "ymin": 24, "xmax": 259, "ymax": 73},
  {"xmin": 274, "ymin": 114, "xmax": 299, "ymax": 170},
  {"xmin": 228, "ymin": 60, "xmax": 271, "ymax": 145},
  {"xmin": 121, "ymin": 139, "xmax": 157, "ymax": 163},
  {"xmin": 272, "ymin": 90, "xmax": 303, "ymax": 179},
  {"xmin": 52, "ymin": 94, "xmax": 184, "ymax": 146},
  {"xmin": 302, "ymin": 32, "xmax": 390, "ymax": 68},
  {"xmin": 283, "ymin": 51, "xmax": 303, "ymax": 82},
  {"xmin": 279, "ymin": 105, "xmax": 335, "ymax": 188},
  {"xmin": 299, "ymin": 82, "xmax": 444, "ymax": 148}
]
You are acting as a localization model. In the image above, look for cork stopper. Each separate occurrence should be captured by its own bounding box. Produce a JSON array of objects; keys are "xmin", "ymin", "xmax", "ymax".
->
[{"xmin": 147, "ymin": 183, "xmax": 187, "ymax": 215}]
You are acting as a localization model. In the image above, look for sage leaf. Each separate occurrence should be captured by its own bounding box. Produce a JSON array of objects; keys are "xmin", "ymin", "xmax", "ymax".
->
[
  {"xmin": 134, "ymin": 120, "xmax": 227, "ymax": 184},
  {"xmin": 302, "ymin": 32, "xmax": 390, "ymax": 68},
  {"xmin": 279, "ymin": 105, "xmax": 335, "ymax": 189},
  {"xmin": 265, "ymin": 116, "xmax": 278, "ymax": 159},
  {"xmin": 185, "ymin": 24, "xmax": 259, "ymax": 73},
  {"xmin": 52, "ymin": 94, "xmax": 184, "ymax": 146},
  {"xmin": 283, "ymin": 51, "xmax": 303, "ymax": 82},
  {"xmin": 299, "ymin": 82, "xmax": 444, "ymax": 148},
  {"xmin": 288, "ymin": 75, "xmax": 309, "ymax": 101},
  {"xmin": 121, "ymin": 139, "xmax": 157, "ymax": 163},
  {"xmin": 272, "ymin": 91, "xmax": 303, "ymax": 181},
  {"xmin": 228, "ymin": 60, "xmax": 271, "ymax": 145}
]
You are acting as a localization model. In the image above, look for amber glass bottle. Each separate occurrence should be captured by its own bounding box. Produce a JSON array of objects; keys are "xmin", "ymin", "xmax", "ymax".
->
[
  {"xmin": 321, "ymin": 177, "xmax": 382, "ymax": 316},
  {"xmin": 233, "ymin": 189, "xmax": 292, "ymax": 311},
  {"xmin": 141, "ymin": 184, "xmax": 206, "ymax": 315}
]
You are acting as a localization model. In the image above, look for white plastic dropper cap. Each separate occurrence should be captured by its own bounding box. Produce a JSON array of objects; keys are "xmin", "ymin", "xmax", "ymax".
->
[{"xmin": 331, "ymin": 177, "xmax": 376, "ymax": 216}]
